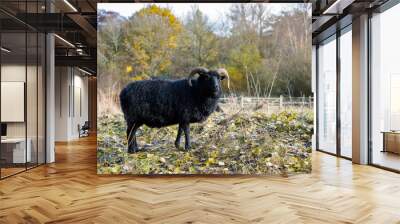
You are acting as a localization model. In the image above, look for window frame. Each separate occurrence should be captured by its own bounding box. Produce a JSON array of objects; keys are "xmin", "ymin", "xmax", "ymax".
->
[{"xmin": 315, "ymin": 23, "xmax": 353, "ymax": 160}]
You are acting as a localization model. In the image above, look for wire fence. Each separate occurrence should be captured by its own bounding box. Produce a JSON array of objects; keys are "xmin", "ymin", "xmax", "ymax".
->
[{"xmin": 219, "ymin": 96, "xmax": 314, "ymax": 113}]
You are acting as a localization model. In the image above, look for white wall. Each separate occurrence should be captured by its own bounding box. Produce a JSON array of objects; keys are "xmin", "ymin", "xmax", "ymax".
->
[
  {"xmin": 72, "ymin": 73, "xmax": 89, "ymax": 138},
  {"xmin": 1, "ymin": 63, "xmax": 46, "ymax": 164},
  {"xmin": 1, "ymin": 65, "xmax": 33, "ymax": 138},
  {"xmin": 55, "ymin": 67, "xmax": 89, "ymax": 141},
  {"xmin": 55, "ymin": 67, "xmax": 70, "ymax": 141},
  {"xmin": 1, "ymin": 65, "xmax": 26, "ymax": 141},
  {"xmin": 1, "ymin": 82, "xmax": 25, "ymax": 122},
  {"xmin": 1, "ymin": 65, "xmax": 25, "ymax": 81}
]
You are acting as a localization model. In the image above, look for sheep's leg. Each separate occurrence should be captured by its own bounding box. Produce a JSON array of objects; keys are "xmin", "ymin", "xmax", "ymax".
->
[
  {"xmin": 175, "ymin": 124, "xmax": 184, "ymax": 149},
  {"xmin": 216, "ymin": 105, "xmax": 223, "ymax": 112},
  {"xmin": 127, "ymin": 122, "xmax": 141, "ymax": 153},
  {"xmin": 183, "ymin": 123, "xmax": 191, "ymax": 150}
]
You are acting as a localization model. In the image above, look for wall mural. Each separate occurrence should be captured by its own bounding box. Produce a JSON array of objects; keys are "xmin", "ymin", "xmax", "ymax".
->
[{"xmin": 97, "ymin": 3, "xmax": 313, "ymax": 175}]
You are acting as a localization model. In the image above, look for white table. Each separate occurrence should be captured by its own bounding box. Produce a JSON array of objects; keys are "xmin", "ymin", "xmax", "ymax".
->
[{"xmin": 1, "ymin": 138, "xmax": 31, "ymax": 163}]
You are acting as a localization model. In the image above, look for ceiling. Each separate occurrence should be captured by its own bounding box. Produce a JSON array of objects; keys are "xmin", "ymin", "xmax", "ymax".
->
[
  {"xmin": 311, "ymin": 0, "xmax": 390, "ymax": 43},
  {"xmin": 0, "ymin": 0, "xmax": 97, "ymax": 74}
]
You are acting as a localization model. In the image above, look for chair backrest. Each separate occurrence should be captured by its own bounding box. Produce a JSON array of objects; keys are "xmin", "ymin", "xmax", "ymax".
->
[{"xmin": 82, "ymin": 121, "xmax": 90, "ymax": 129}]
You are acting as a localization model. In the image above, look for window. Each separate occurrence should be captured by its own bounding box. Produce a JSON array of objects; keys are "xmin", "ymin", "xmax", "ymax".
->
[
  {"xmin": 340, "ymin": 27, "xmax": 352, "ymax": 158},
  {"xmin": 317, "ymin": 35, "xmax": 337, "ymax": 154},
  {"xmin": 370, "ymin": 3, "xmax": 400, "ymax": 171}
]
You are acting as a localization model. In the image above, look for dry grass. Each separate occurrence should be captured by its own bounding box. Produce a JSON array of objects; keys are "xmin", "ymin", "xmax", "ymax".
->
[
  {"xmin": 96, "ymin": 86, "xmax": 313, "ymax": 175},
  {"xmin": 97, "ymin": 89, "xmax": 313, "ymax": 117},
  {"xmin": 97, "ymin": 88, "xmax": 122, "ymax": 115},
  {"xmin": 97, "ymin": 91, "xmax": 313, "ymax": 175}
]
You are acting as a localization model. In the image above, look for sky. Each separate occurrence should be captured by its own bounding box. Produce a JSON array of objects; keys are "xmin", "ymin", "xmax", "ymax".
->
[{"xmin": 98, "ymin": 3, "xmax": 298, "ymax": 23}]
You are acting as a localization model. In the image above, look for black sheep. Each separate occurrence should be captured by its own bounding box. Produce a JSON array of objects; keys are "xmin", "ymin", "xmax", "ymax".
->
[{"xmin": 119, "ymin": 67, "xmax": 229, "ymax": 153}]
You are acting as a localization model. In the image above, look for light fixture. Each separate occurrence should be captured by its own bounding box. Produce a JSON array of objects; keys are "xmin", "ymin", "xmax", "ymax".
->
[
  {"xmin": 76, "ymin": 48, "xmax": 86, "ymax": 56},
  {"xmin": 54, "ymin": 34, "xmax": 75, "ymax": 48},
  {"xmin": 78, "ymin": 67, "xmax": 93, "ymax": 76},
  {"xmin": 63, "ymin": 0, "xmax": 78, "ymax": 12},
  {"xmin": 1, "ymin": 47, "xmax": 11, "ymax": 53}
]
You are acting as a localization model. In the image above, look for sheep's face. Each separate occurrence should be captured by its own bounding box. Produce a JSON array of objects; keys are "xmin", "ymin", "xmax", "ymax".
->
[{"xmin": 197, "ymin": 71, "xmax": 225, "ymax": 98}]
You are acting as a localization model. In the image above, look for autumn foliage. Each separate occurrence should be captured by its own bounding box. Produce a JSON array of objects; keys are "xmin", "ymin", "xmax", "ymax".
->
[{"xmin": 98, "ymin": 4, "xmax": 312, "ymax": 98}]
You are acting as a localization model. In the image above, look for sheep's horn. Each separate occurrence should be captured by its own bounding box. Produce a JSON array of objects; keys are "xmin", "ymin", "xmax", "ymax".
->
[
  {"xmin": 217, "ymin": 68, "xmax": 230, "ymax": 90},
  {"xmin": 188, "ymin": 67, "xmax": 208, "ymax": 86}
]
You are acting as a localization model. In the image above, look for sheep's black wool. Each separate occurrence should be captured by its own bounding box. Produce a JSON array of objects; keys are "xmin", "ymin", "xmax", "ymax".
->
[{"xmin": 120, "ymin": 68, "xmax": 229, "ymax": 153}]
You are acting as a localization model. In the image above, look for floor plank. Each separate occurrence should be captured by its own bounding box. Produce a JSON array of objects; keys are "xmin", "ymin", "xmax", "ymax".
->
[{"xmin": 1, "ymin": 136, "xmax": 400, "ymax": 223}]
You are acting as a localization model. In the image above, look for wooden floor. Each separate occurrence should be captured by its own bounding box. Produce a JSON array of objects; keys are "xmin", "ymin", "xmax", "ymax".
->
[
  {"xmin": 372, "ymin": 150, "xmax": 400, "ymax": 171},
  {"xmin": 0, "ymin": 167, "xmax": 26, "ymax": 178},
  {"xmin": 1, "ymin": 136, "xmax": 400, "ymax": 223}
]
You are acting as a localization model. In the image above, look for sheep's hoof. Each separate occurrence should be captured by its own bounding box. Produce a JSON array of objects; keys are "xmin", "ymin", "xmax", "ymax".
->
[
  {"xmin": 184, "ymin": 144, "xmax": 191, "ymax": 150},
  {"xmin": 174, "ymin": 141, "xmax": 180, "ymax": 149},
  {"xmin": 128, "ymin": 146, "xmax": 139, "ymax": 154}
]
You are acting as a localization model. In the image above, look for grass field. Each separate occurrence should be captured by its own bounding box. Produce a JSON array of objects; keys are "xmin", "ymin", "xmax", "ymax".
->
[{"xmin": 97, "ymin": 105, "xmax": 313, "ymax": 176}]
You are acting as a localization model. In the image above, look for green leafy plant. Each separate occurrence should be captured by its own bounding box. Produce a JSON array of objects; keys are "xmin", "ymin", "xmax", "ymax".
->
[{"xmin": 97, "ymin": 109, "xmax": 313, "ymax": 176}]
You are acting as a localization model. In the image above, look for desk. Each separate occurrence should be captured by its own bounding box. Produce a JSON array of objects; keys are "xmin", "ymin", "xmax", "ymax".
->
[
  {"xmin": 1, "ymin": 138, "xmax": 31, "ymax": 163},
  {"xmin": 382, "ymin": 131, "xmax": 400, "ymax": 154}
]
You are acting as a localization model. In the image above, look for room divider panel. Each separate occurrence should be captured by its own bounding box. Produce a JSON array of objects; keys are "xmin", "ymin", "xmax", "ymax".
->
[{"xmin": 0, "ymin": 0, "xmax": 46, "ymax": 179}]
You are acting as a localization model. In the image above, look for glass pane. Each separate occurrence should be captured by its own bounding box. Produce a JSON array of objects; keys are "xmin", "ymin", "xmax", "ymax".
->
[
  {"xmin": 0, "ymin": 1, "xmax": 46, "ymax": 178},
  {"xmin": 27, "ymin": 31, "xmax": 38, "ymax": 169},
  {"xmin": 318, "ymin": 36, "xmax": 337, "ymax": 154},
  {"xmin": 371, "ymin": 4, "xmax": 400, "ymax": 171},
  {"xmin": 38, "ymin": 33, "xmax": 45, "ymax": 165},
  {"xmin": 1, "ymin": 31, "xmax": 27, "ymax": 177},
  {"xmin": 340, "ymin": 28, "xmax": 352, "ymax": 158}
]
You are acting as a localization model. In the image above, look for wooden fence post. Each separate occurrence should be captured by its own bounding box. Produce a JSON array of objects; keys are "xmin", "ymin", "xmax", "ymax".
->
[{"xmin": 279, "ymin": 95, "xmax": 283, "ymax": 110}]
